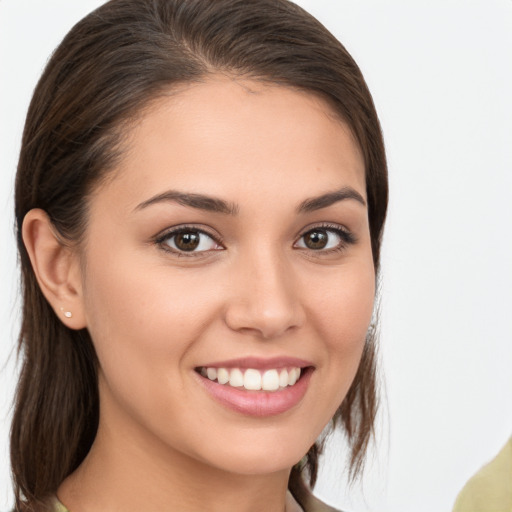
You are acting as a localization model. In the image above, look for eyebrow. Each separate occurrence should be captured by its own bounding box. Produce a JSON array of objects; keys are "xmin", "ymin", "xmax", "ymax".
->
[
  {"xmin": 297, "ymin": 187, "xmax": 366, "ymax": 213},
  {"xmin": 134, "ymin": 190, "xmax": 239, "ymax": 215},
  {"xmin": 134, "ymin": 186, "xmax": 366, "ymax": 215}
]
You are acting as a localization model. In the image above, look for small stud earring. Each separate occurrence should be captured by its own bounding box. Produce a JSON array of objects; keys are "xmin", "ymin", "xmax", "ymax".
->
[{"xmin": 60, "ymin": 307, "xmax": 73, "ymax": 319}]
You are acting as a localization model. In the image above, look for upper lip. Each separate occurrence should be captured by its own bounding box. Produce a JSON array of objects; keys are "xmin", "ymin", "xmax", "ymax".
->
[{"xmin": 196, "ymin": 356, "xmax": 313, "ymax": 370}]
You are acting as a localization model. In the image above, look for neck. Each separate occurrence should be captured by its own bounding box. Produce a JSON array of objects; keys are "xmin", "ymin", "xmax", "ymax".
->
[{"xmin": 58, "ymin": 406, "xmax": 292, "ymax": 512}]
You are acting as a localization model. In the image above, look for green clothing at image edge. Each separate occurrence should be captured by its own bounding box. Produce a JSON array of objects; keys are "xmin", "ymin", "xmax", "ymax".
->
[{"xmin": 452, "ymin": 436, "xmax": 512, "ymax": 512}]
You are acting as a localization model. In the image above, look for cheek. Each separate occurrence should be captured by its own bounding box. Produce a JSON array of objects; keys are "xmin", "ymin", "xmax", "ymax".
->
[
  {"xmin": 311, "ymin": 259, "xmax": 375, "ymax": 345},
  {"xmin": 306, "ymin": 256, "xmax": 375, "ymax": 396},
  {"xmin": 81, "ymin": 249, "xmax": 219, "ymax": 390},
  {"xmin": 81, "ymin": 258, "xmax": 225, "ymax": 446}
]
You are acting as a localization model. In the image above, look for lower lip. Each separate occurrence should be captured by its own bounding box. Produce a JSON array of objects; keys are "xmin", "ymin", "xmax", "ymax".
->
[{"xmin": 196, "ymin": 368, "xmax": 313, "ymax": 417}]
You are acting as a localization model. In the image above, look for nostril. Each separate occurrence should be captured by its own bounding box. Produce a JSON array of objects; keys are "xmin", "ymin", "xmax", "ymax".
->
[
  {"xmin": 224, "ymin": 307, "xmax": 305, "ymax": 339},
  {"xmin": 222, "ymin": 262, "xmax": 306, "ymax": 338}
]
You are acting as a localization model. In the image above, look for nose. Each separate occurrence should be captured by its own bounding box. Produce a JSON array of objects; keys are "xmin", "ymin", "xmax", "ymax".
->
[{"xmin": 224, "ymin": 248, "xmax": 305, "ymax": 339}]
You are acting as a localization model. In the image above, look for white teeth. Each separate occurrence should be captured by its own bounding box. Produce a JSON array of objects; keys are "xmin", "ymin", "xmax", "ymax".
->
[
  {"xmin": 288, "ymin": 367, "xmax": 301, "ymax": 386},
  {"xmin": 229, "ymin": 368, "xmax": 244, "ymax": 387},
  {"xmin": 217, "ymin": 367, "xmax": 229, "ymax": 384},
  {"xmin": 200, "ymin": 366, "xmax": 304, "ymax": 392},
  {"xmin": 244, "ymin": 369, "xmax": 262, "ymax": 390},
  {"xmin": 262, "ymin": 369, "xmax": 280, "ymax": 391}
]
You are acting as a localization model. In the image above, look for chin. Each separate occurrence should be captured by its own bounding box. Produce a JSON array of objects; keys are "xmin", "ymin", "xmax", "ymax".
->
[
  {"xmin": 209, "ymin": 452, "xmax": 302, "ymax": 477},
  {"xmin": 191, "ymin": 431, "xmax": 312, "ymax": 477}
]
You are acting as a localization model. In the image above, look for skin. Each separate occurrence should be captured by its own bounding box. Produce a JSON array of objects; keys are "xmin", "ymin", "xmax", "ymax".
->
[{"xmin": 23, "ymin": 77, "xmax": 375, "ymax": 512}]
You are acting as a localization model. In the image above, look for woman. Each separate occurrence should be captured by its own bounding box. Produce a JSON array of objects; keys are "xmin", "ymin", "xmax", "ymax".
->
[{"xmin": 11, "ymin": 0, "xmax": 388, "ymax": 511}]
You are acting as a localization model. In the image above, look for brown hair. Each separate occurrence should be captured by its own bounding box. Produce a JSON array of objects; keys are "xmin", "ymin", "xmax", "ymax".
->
[{"xmin": 12, "ymin": 0, "xmax": 388, "ymax": 509}]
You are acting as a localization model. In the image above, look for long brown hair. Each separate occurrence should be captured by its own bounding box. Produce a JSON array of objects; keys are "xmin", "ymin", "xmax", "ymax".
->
[{"xmin": 12, "ymin": 0, "xmax": 388, "ymax": 509}]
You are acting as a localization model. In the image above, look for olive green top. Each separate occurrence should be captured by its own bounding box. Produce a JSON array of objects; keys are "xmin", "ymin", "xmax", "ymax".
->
[
  {"xmin": 53, "ymin": 489, "xmax": 341, "ymax": 512},
  {"xmin": 53, "ymin": 500, "xmax": 69, "ymax": 512},
  {"xmin": 452, "ymin": 436, "xmax": 512, "ymax": 512}
]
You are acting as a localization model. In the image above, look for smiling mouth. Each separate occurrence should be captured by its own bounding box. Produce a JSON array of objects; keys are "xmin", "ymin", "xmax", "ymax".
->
[{"xmin": 195, "ymin": 366, "xmax": 305, "ymax": 392}]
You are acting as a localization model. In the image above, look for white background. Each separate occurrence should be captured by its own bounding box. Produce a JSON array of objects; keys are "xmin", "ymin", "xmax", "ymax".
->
[{"xmin": 1, "ymin": 1, "xmax": 511, "ymax": 511}]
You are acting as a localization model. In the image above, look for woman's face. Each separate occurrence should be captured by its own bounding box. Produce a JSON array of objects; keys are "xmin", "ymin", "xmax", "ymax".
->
[{"xmin": 77, "ymin": 77, "xmax": 375, "ymax": 476}]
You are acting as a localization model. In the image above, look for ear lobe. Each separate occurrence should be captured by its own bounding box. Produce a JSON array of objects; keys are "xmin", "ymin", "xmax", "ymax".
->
[{"xmin": 22, "ymin": 208, "xmax": 87, "ymax": 329}]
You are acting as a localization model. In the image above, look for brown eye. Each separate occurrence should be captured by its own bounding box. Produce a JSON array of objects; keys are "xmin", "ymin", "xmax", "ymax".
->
[
  {"xmin": 174, "ymin": 232, "xmax": 200, "ymax": 251},
  {"xmin": 295, "ymin": 226, "xmax": 352, "ymax": 252},
  {"xmin": 303, "ymin": 230, "xmax": 328, "ymax": 249},
  {"xmin": 159, "ymin": 229, "xmax": 221, "ymax": 253}
]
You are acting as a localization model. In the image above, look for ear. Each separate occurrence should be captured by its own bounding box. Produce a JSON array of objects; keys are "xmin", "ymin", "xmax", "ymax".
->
[{"xmin": 22, "ymin": 208, "xmax": 87, "ymax": 329}]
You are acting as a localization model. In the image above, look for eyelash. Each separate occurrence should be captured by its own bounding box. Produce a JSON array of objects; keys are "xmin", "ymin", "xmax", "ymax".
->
[
  {"xmin": 154, "ymin": 225, "xmax": 223, "ymax": 257},
  {"xmin": 154, "ymin": 223, "xmax": 356, "ymax": 257},
  {"xmin": 295, "ymin": 223, "xmax": 357, "ymax": 254}
]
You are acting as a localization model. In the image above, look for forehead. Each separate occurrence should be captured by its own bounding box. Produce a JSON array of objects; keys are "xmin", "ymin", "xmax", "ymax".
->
[{"xmin": 94, "ymin": 77, "xmax": 366, "ymax": 213}]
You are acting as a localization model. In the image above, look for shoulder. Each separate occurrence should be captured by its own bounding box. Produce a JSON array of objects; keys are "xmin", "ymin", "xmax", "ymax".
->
[
  {"xmin": 288, "ymin": 472, "xmax": 344, "ymax": 512},
  {"xmin": 301, "ymin": 492, "xmax": 343, "ymax": 512},
  {"xmin": 53, "ymin": 500, "xmax": 69, "ymax": 512},
  {"xmin": 9, "ymin": 497, "xmax": 68, "ymax": 512},
  {"xmin": 290, "ymin": 487, "xmax": 343, "ymax": 512},
  {"xmin": 452, "ymin": 436, "xmax": 512, "ymax": 511}
]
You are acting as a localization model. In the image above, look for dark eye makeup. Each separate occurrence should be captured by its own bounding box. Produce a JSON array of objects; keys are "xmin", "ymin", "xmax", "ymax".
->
[{"xmin": 154, "ymin": 222, "xmax": 357, "ymax": 257}]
